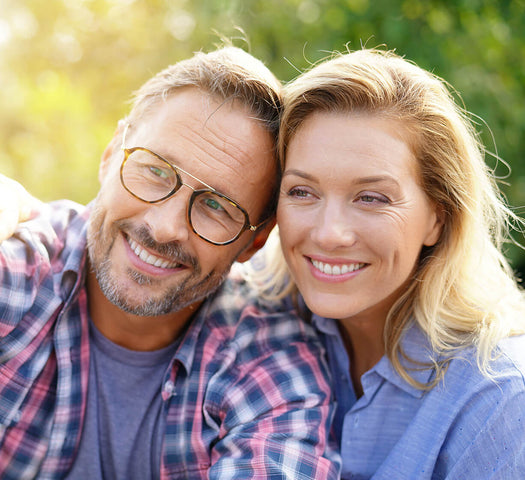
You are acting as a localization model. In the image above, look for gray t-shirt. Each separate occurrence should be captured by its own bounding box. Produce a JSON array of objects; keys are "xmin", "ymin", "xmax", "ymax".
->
[{"xmin": 65, "ymin": 319, "xmax": 177, "ymax": 479}]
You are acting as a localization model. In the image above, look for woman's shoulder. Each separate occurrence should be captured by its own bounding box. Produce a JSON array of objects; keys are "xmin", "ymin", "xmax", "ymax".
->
[
  {"xmin": 493, "ymin": 333, "xmax": 525, "ymax": 384},
  {"xmin": 427, "ymin": 335, "xmax": 525, "ymax": 476},
  {"xmin": 396, "ymin": 325, "xmax": 525, "ymax": 403},
  {"xmin": 438, "ymin": 333, "xmax": 525, "ymax": 401}
]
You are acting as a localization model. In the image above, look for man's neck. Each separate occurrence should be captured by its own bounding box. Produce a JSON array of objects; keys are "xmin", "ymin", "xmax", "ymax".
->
[{"xmin": 86, "ymin": 270, "xmax": 201, "ymax": 351}]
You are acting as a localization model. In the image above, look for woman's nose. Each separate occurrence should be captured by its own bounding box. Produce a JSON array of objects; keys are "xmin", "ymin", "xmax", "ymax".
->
[{"xmin": 310, "ymin": 203, "xmax": 357, "ymax": 250}]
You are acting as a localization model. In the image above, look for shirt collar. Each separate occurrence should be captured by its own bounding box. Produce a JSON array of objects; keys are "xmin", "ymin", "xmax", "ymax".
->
[
  {"xmin": 313, "ymin": 314, "xmax": 436, "ymax": 399},
  {"xmin": 168, "ymin": 298, "xmax": 211, "ymax": 375},
  {"xmin": 373, "ymin": 324, "xmax": 437, "ymax": 398},
  {"xmin": 40, "ymin": 201, "xmax": 91, "ymax": 303},
  {"xmin": 312, "ymin": 314, "xmax": 340, "ymax": 336}
]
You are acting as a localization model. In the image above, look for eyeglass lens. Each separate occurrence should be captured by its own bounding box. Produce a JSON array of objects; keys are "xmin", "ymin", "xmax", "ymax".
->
[{"xmin": 121, "ymin": 149, "xmax": 247, "ymax": 244}]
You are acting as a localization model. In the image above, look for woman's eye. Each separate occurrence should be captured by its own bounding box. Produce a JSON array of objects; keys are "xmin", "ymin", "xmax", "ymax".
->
[
  {"xmin": 357, "ymin": 193, "xmax": 389, "ymax": 204},
  {"xmin": 287, "ymin": 187, "xmax": 311, "ymax": 198}
]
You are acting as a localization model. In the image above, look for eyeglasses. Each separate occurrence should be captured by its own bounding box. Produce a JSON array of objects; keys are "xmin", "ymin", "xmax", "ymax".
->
[{"xmin": 119, "ymin": 123, "xmax": 266, "ymax": 245}]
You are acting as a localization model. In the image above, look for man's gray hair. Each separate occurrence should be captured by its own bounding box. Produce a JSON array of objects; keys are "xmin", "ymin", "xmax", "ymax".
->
[{"xmin": 128, "ymin": 47, "xmax": 282, "ymax": 142}]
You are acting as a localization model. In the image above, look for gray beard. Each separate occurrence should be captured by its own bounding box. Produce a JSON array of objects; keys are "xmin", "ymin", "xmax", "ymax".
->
[
  {"xmin": 92, "ymin": 254, "xmax": 228, "ymax": 316},
  {"xmin": 87, "ymin": 210, "xmax": 231, "ymax": 317}
]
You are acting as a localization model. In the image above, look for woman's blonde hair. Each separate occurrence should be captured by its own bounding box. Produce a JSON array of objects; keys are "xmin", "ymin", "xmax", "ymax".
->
[{"xmin": 250, "ymin": 48, "xmax": 525, "ymax": 389}]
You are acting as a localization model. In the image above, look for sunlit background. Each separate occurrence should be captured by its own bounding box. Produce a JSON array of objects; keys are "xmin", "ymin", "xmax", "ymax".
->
[{"xmin": 1, "ymin": 0, "xmax": 524, "ymax": 273}]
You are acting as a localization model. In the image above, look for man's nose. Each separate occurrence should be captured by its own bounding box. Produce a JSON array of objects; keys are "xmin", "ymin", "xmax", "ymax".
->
[{"xmin": 142, "ymin": 188, "xmax": 192, "ymax": 244}]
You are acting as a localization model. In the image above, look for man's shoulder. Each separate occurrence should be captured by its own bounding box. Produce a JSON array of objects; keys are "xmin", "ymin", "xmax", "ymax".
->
[
  {"xmin": 8, "ymin": 199, "xmax": 88, "ymax": 252},
  {"xmin": 0, "ymin": 199, "xmax": 89, "ymax": 333},
  {"xmin": 2, "ymin": 198, "xmax": 87, "ymax": 264},
  {"xmin": 31, "ymin": 199, "xmax": 89, "ymax": 241}
]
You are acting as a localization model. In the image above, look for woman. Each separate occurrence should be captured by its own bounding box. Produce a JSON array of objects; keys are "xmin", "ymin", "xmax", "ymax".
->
[{"xmin": 248, "ymin": 49, "xmax": 525, "ymax": 478}]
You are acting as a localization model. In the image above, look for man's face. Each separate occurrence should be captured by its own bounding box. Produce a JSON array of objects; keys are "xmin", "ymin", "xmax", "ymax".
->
[{"xmin": 87, "ymin": 88, "xmax": 276, "ymax": 316}]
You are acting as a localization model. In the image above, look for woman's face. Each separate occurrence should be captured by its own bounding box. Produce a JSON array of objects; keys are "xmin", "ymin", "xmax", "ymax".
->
[{"xmin": 277, "ymin": 112, "xmax": 442, "ymax": 326}]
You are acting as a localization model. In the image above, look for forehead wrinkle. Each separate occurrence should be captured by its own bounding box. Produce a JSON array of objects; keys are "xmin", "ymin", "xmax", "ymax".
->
[
  {"xmin": 176, "ymin": 123, "xmax": 260, "ymax": 193},
  {"xmin": 209, "ymin": 122, "xmax": 269, "ymax": 180},
  {"xmin": 205, "ymin": 97, "xmax": 274, "ymax": 175}
]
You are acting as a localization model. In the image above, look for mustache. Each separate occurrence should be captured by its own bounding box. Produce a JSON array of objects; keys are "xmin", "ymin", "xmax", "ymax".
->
[{"xmin": 121, "ymin": 222, "xmax": 199, "ymax": 270}]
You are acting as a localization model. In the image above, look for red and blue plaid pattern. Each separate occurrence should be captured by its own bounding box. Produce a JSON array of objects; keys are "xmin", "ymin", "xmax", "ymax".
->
[{"xmin": 0, "ymin": 201, "xmax": 340, "ymax": 479}]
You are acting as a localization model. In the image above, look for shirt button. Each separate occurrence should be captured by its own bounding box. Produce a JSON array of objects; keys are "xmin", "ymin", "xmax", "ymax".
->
[{"xmin": 162, "ymin": 380, "xmax": 175, "ymax": 400}]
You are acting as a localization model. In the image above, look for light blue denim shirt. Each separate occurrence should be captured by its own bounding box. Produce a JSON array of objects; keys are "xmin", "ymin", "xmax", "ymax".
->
[{"xmin": 313, "ymin": 315, "xmax": 525, "ymax": 479}]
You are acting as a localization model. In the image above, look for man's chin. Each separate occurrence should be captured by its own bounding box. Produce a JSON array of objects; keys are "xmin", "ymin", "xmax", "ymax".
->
[
  {"xmin": 91, "ymin": 247, "xmax": 229, "ymax": 317},
  {"xmin": 109, "ymin": 297, "xmax": 175, "ymax": 317},
  {"xmin": 102, "ymin": 287, "xmax": 173, "ymax": 316},
  {"xmin": 96, "ymin": 271, "xmax": 216, "ymax": 317}
]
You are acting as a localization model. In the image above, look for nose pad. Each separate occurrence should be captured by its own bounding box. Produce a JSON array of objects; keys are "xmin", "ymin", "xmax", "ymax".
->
[{"xmin": 142, "ymin": 189, "xmax": 192, "ymax": 244}]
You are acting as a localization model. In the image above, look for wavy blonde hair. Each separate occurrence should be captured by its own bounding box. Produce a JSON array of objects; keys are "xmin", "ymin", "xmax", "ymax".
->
[{"xmin": 249, "ymin": 48, "xmax": 525, "ymax": 389}]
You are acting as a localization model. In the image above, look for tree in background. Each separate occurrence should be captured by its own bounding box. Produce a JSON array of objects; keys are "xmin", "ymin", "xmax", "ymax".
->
[{"xmin": 1, "ymin": 0, "xmax": 524, "ymax": 273}]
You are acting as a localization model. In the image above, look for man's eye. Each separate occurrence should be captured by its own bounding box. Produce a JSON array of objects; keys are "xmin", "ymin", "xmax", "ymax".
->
[
  {"xmin": 204, "ymin": 198, "xmax": 224, "ymax": 211},
  {"xmin": 149, "ymin": 166, "xmax": 169, "ymax": 179}
]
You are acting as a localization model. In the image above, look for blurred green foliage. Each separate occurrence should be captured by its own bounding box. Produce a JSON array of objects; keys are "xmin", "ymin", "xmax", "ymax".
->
[{"xmin": 1, "ymin": 0, "xmax": 524, "ymax": 273}]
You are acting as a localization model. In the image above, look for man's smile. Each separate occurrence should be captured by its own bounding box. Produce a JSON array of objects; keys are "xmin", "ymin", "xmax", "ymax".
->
[{"xmin": 127, "ymin": 236, "xmax": 183, "ymax": 269}]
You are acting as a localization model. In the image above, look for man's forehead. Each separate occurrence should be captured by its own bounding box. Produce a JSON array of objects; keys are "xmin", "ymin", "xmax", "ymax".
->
[
  {"xmin": 135, "ymin": 87, "xmax": 243, "ymax": 128},
  {"xmin": 129, "ymin": 89, "xmax": 276, "ymax": 213},
  {"xmin": 134, "ymin": 91, "xmax": 271, "ymax": 159}
]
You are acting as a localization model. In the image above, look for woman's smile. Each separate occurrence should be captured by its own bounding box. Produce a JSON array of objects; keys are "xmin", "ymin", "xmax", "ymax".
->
[{"xmin": 278, "ymin": 111, "xmax": 442, "ymax": 324}]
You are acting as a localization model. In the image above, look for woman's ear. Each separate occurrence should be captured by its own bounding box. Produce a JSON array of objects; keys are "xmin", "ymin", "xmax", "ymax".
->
[{"xmin": 423, "ymin": 203, "xmax": 445, "ymax": 247}]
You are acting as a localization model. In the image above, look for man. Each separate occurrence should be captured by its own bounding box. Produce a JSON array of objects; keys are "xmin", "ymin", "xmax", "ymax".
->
[{"xmin": 0, "ymin": 48, "xmax": 339, "ymax": 479}]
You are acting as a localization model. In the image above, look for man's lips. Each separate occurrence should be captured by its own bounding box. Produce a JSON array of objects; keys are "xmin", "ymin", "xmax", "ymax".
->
[
  {"xmin": 127, "ymin": 237, "xmax": 183, "ymax": 269},
  {"xmin": 310, "ymin": 258, "xmax": 366, "ymax": 276}
]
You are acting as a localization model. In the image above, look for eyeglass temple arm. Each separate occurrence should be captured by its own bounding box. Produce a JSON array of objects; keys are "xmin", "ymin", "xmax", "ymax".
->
[
  {"xmin": 250, "ymin": 215, "xmax": 274, "ymax": 232},
  {"xmin": 121, "ymin": 123, "xmax": 130, "ymax": 150}
]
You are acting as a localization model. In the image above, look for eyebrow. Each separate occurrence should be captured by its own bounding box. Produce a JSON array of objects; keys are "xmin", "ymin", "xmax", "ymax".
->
[
  {"xmin": 354, "ymin": 175, "xmax": 401, "ymax": 187},
  {"xmin": 282, "ymin": 169, "xmax": 316, "ymax": 181},
  {"xmin": 282, "ymin": 169, "xmax": 401, "ymax": 187}
]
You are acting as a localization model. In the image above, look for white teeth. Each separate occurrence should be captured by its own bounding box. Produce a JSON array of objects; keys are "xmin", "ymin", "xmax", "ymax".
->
[
  {"xmin": 128, "ymin": 238, "xmax": 180, "ymax": 269},
  {"xmin": 311, "ymin": 259, "xmax": 364, "ymax": 276}
]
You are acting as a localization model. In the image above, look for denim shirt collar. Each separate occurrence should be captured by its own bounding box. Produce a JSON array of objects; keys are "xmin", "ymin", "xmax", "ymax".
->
[{"xmin": 312, "ymin": 314, "xmax": 437, "ymax": 399}]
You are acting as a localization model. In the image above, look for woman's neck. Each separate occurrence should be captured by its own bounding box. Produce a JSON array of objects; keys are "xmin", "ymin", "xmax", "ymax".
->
[{"xmin": 338, "ymin": 316, "xmax": 386, "ymax": 398}]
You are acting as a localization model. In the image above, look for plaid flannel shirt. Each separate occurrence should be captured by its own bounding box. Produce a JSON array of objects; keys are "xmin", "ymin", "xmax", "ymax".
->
[{"xmin": 0, "ymin": 201, "xmax": 340, "ymax": 479}]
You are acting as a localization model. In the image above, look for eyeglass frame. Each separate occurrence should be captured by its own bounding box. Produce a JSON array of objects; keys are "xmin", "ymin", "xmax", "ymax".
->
[{"xmin": 119, "ymin": 123, "xmax": 269, "ymax": 246}]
